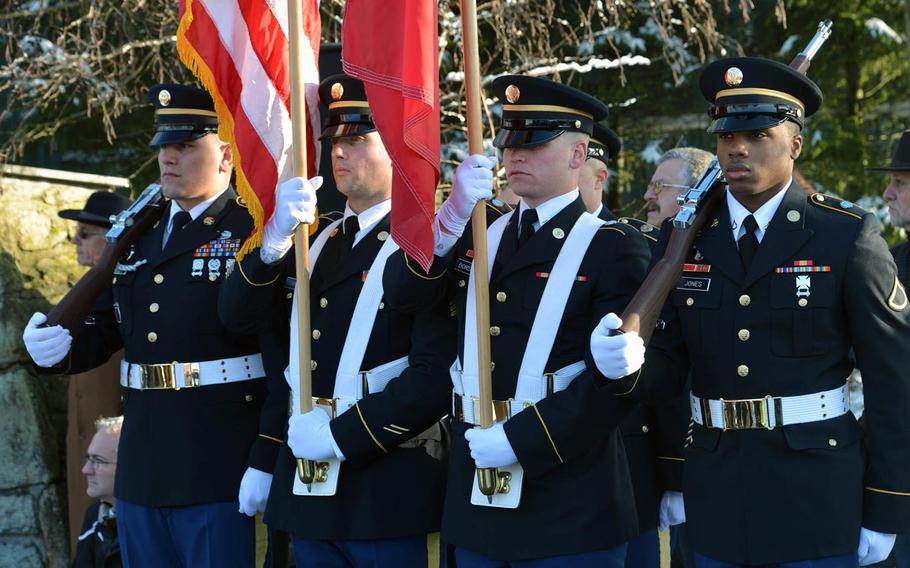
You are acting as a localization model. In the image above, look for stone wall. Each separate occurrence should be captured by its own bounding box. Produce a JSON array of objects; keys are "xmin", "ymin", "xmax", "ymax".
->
[{"xmin": 0, "ymin": 164, "xmax": 129, "ymax": 567}]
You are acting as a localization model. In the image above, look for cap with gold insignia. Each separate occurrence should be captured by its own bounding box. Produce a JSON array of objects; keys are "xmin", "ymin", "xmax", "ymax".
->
[
  {"xmin": 587, "ymin": 122, "xmax": 622, "ymax": 166},
  {"xmin": 317, "ymin": 73, "xmax": 376, "ymax": 140},
  {"xmin": 147, "ymin": 84, "xmax": 219, "ymax": 147},
  {"xmin": 867, "ymin": 131, "xmax": 910, "ymax": 172},
  {"xmin": 699, "ymin": 57, "xmax": 822, "ymax": 134},
  {"xmin": 491, "ymin": 75, "xmax": 608, "ymax": 149}
]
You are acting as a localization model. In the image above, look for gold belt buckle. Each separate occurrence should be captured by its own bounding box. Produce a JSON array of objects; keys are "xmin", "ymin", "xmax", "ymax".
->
[
  {"xmin": 470, "ymin": 398, "xmax": 512, "ymax": 424},
  {"xmin": 313, "ymin": 397, "xmax": 338, "ymax": 419},
  {"xmin": 139, "ymin": 362, "xmax": 200, "ymax": 390},
  {"xmin": 720, "ymin": 396, "xmax": 774, "ymax": 430}
]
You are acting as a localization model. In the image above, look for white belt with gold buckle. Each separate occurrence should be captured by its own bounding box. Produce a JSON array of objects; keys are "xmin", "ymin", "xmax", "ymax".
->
[
  {"xmin": 690, "ymin": 383, "xmax": 849, "ymax": 430},
  {"xmin": 120, "ymin": 354, "xmax": 265, "ymax": 390}
]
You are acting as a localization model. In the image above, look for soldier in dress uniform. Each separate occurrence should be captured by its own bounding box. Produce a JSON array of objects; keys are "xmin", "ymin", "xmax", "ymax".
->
[
  {"xmin": 387, "ymin": 75, "xmax": 655, "ymax": 565},
  {"xmin": 218, "ymin": 73, "xmax": 454, "ymax": 567},
  {"xmin": 591, "ymin": 57, "xmax": 910, "ymax": 566},
  {"xmin": 22, "ymin": 84, "xmax": 273, "ymax": 567},
  {"xmin": 869, "ymin": 130, "xmax": 910, "ymax": 564}
]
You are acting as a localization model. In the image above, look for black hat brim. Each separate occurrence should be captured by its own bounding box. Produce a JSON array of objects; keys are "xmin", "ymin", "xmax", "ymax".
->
[
  {"xmin": 319, "ymin": 123, "xmax": 377, "ymax": 141},
  {"xmin": 58, "ymin": 210, "xmax": 113, "ymax": 227},
  {"xmin": 494, "ymin": 128, "xmax": 564, "ymax": 149},
  {"xmin": 149, "ymin": 129, "xmax": 213, "ymax": 147},
  {"xmin": 707, "ymin": 114, "xmax": 792, "ymax": 134}
]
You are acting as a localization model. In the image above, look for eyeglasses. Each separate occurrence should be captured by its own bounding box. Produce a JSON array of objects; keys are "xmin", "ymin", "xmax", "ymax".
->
[
  {"xmin": 84, "ymin": 454, "xmax": 116, "ymax": 467},
  {"xmin": 646, "ymin": 180, "xmax": 690, "ymax": 195}
]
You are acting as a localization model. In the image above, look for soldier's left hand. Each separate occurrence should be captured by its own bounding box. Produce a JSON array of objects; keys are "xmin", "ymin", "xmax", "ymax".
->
[
  {"xmin": 287, "ymin": 407, "xmax": 340, "ymax": 461},
  {"xmin": 590, "ymin": 313, "xmax": 645, "ymax": 379},
  {"xmin": 465, "ymin": 424, "xmax": 518, "ymax": 468},
  {"xmin": 237, "ymin": 467, "xmax": 272, "ymax": 516},
  {"xmin": 858, "ymin": 527, "xmax": 896, "ymax": 565}
]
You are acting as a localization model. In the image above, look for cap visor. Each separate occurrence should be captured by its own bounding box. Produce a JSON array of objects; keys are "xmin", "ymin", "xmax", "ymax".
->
[
  {"xmin": 319, "ymin": 123, "xmax": 377, "ymax": 141},
  {"xmin": 707, "ymin": 115, "xmax": 791, "ymax": 134},
  {"xmin": 493, "ymin": 129, "xmax": 564, "ymax": 149},
  {"xmin": 149, "ymin": 130, "xmax": 211, "ymax": 147}
]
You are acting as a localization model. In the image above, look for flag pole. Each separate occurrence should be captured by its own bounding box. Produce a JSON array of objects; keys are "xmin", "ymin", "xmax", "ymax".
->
[
  {"xmin": 288, "ymin": 0, "xmax": 317, "ymax": 484},
  {"xmin": 460, "ymin": 0, "xmax": 498, "ymax": 500}
]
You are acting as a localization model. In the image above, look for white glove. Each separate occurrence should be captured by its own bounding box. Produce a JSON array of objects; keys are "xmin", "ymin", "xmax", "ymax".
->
[
  {"xmin": 590, "ymin": 313, "xmax": 645, "ymax": 379},
  {"xmin": 237, "ymin": 467, "xmax": 272, "ymax": 517},
  {"xmin": 287, "ymin": 407, "xmax": 341, "ymax": 461},
  {"xmin": 261, "ymin": 176, "xmax": 322, "ymax": 263},
  {"xmin": 858, "ymin": 527, "xmax": 896, "ymax": 565},
  {"xmin": 464, "ymin": 423, "xmax": 518, "ymax": 468},
  {"xmin": 22, "ymin": 312, "xmax": 72, "ymax": 368},
  {"xmin": 658, "ymin": 491, "xmax": 686, "ymax": 531},
  {"xmin": 436, "ymin": 154, "xmax": 495, "ymax": 238}
]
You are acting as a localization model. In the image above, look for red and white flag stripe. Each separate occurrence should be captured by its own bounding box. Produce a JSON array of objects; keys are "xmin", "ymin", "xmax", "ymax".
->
[{"xmin": 177, "ymin": 0, "xmax": 321, "ymax": 257}]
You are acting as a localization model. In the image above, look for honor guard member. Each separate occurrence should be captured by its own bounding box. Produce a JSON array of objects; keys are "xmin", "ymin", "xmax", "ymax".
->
[
  {"xmin": 218, "ymin": 73, "xmax": 454, "ymax": 567},
  {"xmin": 22, "ymin": 84, "xmax": 272, "ymax": 567},
  {"xmin": 387, "ymin": 75, "xmax": 653, "ymax": 565},
  {"xmin": 871, "ymin": 130, "xmax": 910, "ymax": 287},
  {"xmin": 579, "ymin": 121, "xmax": 622, "ymax": 221},
  {"xmin": 591, "ymin": 57, "xmax": 910, "ymax": 566}
]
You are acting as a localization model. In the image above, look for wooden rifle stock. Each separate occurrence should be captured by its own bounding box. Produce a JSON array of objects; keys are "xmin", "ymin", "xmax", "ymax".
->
[{"xmin": 46, "ymin": 188, "xmax": 165, "ymax": 339}]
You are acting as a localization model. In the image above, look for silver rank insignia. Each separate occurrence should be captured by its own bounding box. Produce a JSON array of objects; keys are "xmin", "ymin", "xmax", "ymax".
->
[
  {"xmin": 208, "ymin": 258, "xmax": 221, "ymax": 281},
  {"xmin": 795, "ymin": 275, "xmax": 811, "ymax": 298},
  {"xmin": 192, "ymin": 259, "xmax": 205, "ymax": 278}
]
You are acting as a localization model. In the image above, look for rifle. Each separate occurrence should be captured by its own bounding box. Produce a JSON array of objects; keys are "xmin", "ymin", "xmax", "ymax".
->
[
  {"xmin": 618, "ymin": 20, "xmax": 833, "ymax": 343},
  {"xmin": 46, "ymin": 183, "xmax": 166, "ymax": 338}
]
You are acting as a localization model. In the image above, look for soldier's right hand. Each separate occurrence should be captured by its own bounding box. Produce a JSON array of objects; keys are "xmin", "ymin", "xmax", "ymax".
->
[
  {"xmin": 590, "ymin": 312, "xmax": 645, "ymax": 379},
  {"xmin": 261, "ymin": 176, "xmax": 322, "ymax": 263},
  {"xmin": 22, "ymin": 312, "xmax": 72, "ymax": 368},
  {"xmin": 436, "ymin": 154, "xmax": 495, "ymax": 237}
]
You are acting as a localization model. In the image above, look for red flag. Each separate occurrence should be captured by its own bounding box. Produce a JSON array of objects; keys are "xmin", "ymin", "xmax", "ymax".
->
[
  {"xmin": 177, "ymin": 0, "xmax": 322, "ymax": 258},
  {"xmin": 342, "ymin": 0, "xmax": 440, "ymax": 271}
]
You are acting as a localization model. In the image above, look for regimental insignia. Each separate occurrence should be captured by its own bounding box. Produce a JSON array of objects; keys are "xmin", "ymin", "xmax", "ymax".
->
[
  {"xmin": 191, "ymin": 258, "xmax": 204, "ymax": 278},
  {"xmin": 552, "ymin": 228, "xmax": 565, "ymax": 239},
  {"xmin": 573, "ymin": 120, "xmax": 581, "ymax": 129},
  {"xmin": 377, "ymin": 231, "xmax": 389, "ymax": 242},
  {"xmin": 194, "ymin": 238, "xmax": 242, "ymax": 258},
  {"xmin": 889, "ymin": 275, "xmax": 908, "ymax": 311},
  {"xmin": 776, "ymin": 260, "xmax": 830, "ymax": 273},
  {"xmin": 235, "ymin": 196, "xmax": 248, "ymax": 209},
  {"xmin": 505, "ymin": 84, "xmax": 521, "ymax": 103},
  {"xmin": 331, "ymin": 82, "xmax": 344, "ymax": 101},
  {"xmin": 225, "ymin": 258, "xmax": 236, "ymax": 278},
  {"xmin": 158, "ymin": 89, "xmax": 171, "ymax": 106},
  {"xmin": 787, "ymin": 210, "xmax": 801, "ymax": 223},
  {"xmin": 208, "ymin": 258, "xmax": 221, "ymax": 281},
  {"xmin": 724, "ymin": 67, "xmax": 744, "ymax": 87},
  {"xmin": 709, "ymin": 218, "xmax": 719, "ymax": 228},
  {"xmin": 795, "ymin": 275, "xmax": 811, "ymax": 299},
  {"xmin": 203, "ymin": 216, "xmax": 215, "ymax": 226},
  {"xmin": 694, "ymin": 250, "xmax": 704, "ymax": 261}
]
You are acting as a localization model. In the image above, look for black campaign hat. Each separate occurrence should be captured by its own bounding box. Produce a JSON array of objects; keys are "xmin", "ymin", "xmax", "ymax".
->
[
  {"xmin": 58, "ymin": 191, "xmax": 132, "ymax": 228},
  {"xmin": 318, "ymin": 73, "xmax": 376, "ymax": 140},
  {"xmin": 148, "ymin": 84, "xmax": 219, "ymax": 147},
  {"xmin": 699, "ymin": 57, "xmax": 822, "ymax": 134},
  {"xmin": 587, "ymin": 122, "xmax": 622, "ymax": 166},
  {"xmin": 868, "ymin": 131, "xmax": 910, "ymax": 172},
  {"xmin": 492, "ymin": 75, "xmax": 609, "ymax": 149}
]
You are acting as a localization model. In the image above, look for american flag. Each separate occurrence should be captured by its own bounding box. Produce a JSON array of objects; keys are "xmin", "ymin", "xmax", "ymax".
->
[{"xmin": 177, "ymin": 0, "xmax": 322, "ymax": 257}]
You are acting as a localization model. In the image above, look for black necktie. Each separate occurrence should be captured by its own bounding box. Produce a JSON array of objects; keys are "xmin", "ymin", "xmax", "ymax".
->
[
  {"xmin": 518, "ymin": 209, "xmax": 538, "ymax": 248},
  {"xmin": 738, "ymin": 214, "xmax": 759, "ymax": 271},
  {"xmin": 342, "ymin": 215, "xmax": 360, "ymax": 250},
  {"xmin": 172, "ymin": 211, "xmax": 192, "ymax": 232}
]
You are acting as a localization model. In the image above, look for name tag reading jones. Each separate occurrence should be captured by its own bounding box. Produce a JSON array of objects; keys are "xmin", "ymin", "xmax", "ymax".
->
[{"xmin": 677, "ymin": 277, "xmax": 711, "ymax": 292}]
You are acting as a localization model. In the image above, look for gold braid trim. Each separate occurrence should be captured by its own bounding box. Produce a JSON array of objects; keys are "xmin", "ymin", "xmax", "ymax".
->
[
  {"xmin": 237, "ymin": 256, "xmax": 281, "ymax": 287},
  {"xmin": 355, "ymin": 402, "xmax": 388, "ymax": 454},
  {"xmin": 615, "ymin": 368, "xmax": 642, "ymax": 396},
  {"xmin": 258, "ymin": 433, "xmax": 282, "ymax": 444},
  {"xmin": 531, "ymin": 405, "xmax": 564, "ymax": 464}
]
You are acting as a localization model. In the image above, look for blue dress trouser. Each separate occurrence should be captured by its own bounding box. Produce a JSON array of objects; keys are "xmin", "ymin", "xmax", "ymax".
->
[
  {"xmin": 118, "ymin": 499, "xmax": 254, "ymax": 568},
  {"xmin": 695, "ymin": 551, "xmax": 859, "ymax": 568},
  {"xmin": 454, "ymin": 543, "xmax": 627, "ymax": 567},
  {"xmin": 292, "ymin": 535, "xmax": 431, "ymax": 567}
]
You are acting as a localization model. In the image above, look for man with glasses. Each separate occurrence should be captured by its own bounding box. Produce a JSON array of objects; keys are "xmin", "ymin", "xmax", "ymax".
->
[
  {"xmin": 74, "ymin": 416, "xmax": 123, "ymax": 568},
  {"xmin": 57, "ymin": 191, "xmax": 131, "ymax": 555},
  {"xmin": 643, "ymin": 148, "xmax": 713, "ymax": 227}
]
